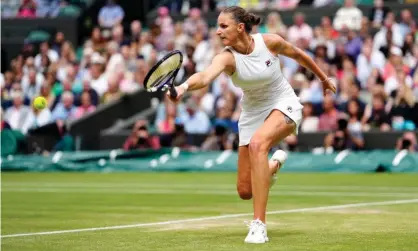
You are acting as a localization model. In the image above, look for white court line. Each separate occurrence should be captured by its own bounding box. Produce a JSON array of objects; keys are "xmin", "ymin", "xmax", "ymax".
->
[
  {"xmin": 2, "ymin": 188, "xmax": 417, "ymax": 198},
  {"xmin": 2, "ymin": 198, "xmax": 418, "ymax": 238}
]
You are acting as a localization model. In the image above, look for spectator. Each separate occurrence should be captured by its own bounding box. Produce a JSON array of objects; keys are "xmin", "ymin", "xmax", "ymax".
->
[
  {"xmin": 157, "ymin": 101, "xmax": 177, "ymax": 135},
  {"xmin": 362, "ymin": 92, "xmax": 391, "ymax": 131},
  {"xmin": 123, "ymin": 120, "xmax": 160, "ymax": 150},
  {"xmin": 51, "ymin": 91, "xmax": 76, "ymax": 121},
  {"xmin": 340, "ymin": 82, "xmax": 366, "ymax": 116},
  {"xmin": 320, "ymin": 16, "xmax": 339, "ymax": 40},
  {"xmin": 73, "ymin": 92, "xmax": 96, "ymax": 119},
  {"xmin": 129, "ymin": 20, "xmax": 142, "ymax": 43},
  {"xmin": 396, "ymin": 131, "xmax": 417, "ymax": 152},
  {"xmin": 333, "ymin": 0, "xmax": 363, "ymax": 31},
  {"xmin": 155, "ymin": 95, "xmax": 187, "ymax": 128},
  {"xmin": 21, "ymin": 68, "xmax": 43, "ymax": 100},
  {"xmin": 191, "ymin": 86, "xmax": 215, "ymax": 117},
  {"xmin": 178, "ymin": 98, "xmax": 211, "ymax": 134},
  {"xmin": 75, "ymin": 79, "xmax": 99, "ymax": 106},
  {"xmin": 169, "ymin": 119, "xmax": 190, "ymax": 149},
  {"xmin": 272, "ymin": 0, "xmax": 300, "ymax": 11},
  {"xmin": 98, "ymin": 0, "xmax": 124, "ymax": 29},
  {"xmin": 1, "ymin": 71, "xmax": 15, "ymax": 93},
  {"xmin": 323, "ymin": 114, "xmax": 364, "ymax": 151},
  {"xmin": 346, "ymin": 99, "xmax": 363, "ymax": 133},
  {"xmin": 22, "ymin": 104, "xmax": 52, "ymax": 133},
  {"xmin": 201, "ymin": 120, "xmax": 234, "ymax": 151},
  {"xmin": 192, "ymin": 31, "xmax": 210, "ymax": 72},
  {"xmin": 89, "ymin": 53, "xmax": 108, "ymax": 96},
  {"xmin": 312, "ymin": 0, "xmax": 337, "ymax": 8},
  {"xmin": 356, "ymin": 40, "xmax": 386, "ymax": 88},
  {"xmin": 399, "ymin": 9, "xmax": 413, "ymax": 38},
  {"xmin": 4, "ymin": 91, "xmax": 31, "ymax": 133},
  {"xmin": 56, "ymin": 42, "xmax": 76, "ymax": 80},
  {"xmin": 173, "ymin": 22, "xmax": 189, "ymax": 52},
  {"xmin": 155, "ymin": 6, "xmax": 174, "ymax": 39},
  {"xmin": 368, "ymin": 0, "xmax": 390, "ymax": 29},
  {"xmin": 17, "ymin": 0, "xmax": 37, "ymax": 18},
  {"xmin": 101, "ymin": 73, "xmax": 123, "ymax": 104},
  {"xmin": 51, "ymin": 31, "xmax": 65, "ymax": 54},
  {"xmin": 183, "ymin": 8, "xmax": 208, "ymax": 37},
  {"xmin": 86, "ymin": 27, "xmax": 107, "ymax": 52},
  {"xmin": 39, "ymin": 81, "xmax": 56, "ymax": 110},
  {"xmin": 402, "ymin": 33, "xmax": 416, "ymax": 67},
  {"xmin": 389, "ymin": 84, "xmax": 418, "ymax": 131},
  {"xmin": 259, "ymin": 12, "xmax": 287, "ymax": 36},
  {"xmin": 34, "ymin": 42, "xmax": 59, "ymax": 69},
  {"xmin": 385, "ymin": 66, "xmax": 413, "ymax": 97},
  {"xmin": 343, "ymin": 30, "xmax": 363, "ymax": 62},
  {"xmin": 216, "ymin": 0, "xmax": 240, "ymax": 11},
  {"xmin": 111, "ymin": 24, "xmax": 125, "ymax": 45},
  {"xmin": 318, "ymin": 94, "xmax": 339, "ymax": 131},
  {"xmin": 300, "ymin": 102, "xmax": 319, "ymax": 132},
  {"xmin": 373, "ymin": 12, "xmax": 404, "ymax": 51},
  {"xmin": 287, "ymin": 12, "xmax": 313, "ymax": 44},
  {"xmin": 2, "ymin": 82, "xmax": 31, "ymax": 109}
]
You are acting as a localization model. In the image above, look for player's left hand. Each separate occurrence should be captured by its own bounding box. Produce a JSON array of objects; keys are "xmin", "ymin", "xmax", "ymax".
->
[{"xmin": 322, "ymin": 78, "xmax": 337, "ymax": 96}]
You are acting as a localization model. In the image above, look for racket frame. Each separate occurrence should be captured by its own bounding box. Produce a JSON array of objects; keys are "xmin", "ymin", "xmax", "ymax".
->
[{"xmin": 143, "ymin": 50, "xmax": 183, "ymax": 98}]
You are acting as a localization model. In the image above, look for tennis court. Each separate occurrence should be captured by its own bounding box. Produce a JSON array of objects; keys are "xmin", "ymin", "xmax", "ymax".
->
[{"xmin": 2, "ymin": 172, "xmax": 418, "ymax": 251}]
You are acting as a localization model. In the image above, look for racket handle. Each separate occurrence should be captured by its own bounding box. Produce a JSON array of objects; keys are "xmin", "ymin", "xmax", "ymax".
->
[{"xmin": 169, "ymin": 85, "xmax": 178, "ymax": 98}]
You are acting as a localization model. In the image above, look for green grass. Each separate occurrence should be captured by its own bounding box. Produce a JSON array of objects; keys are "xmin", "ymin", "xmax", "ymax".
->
[{"xmin": 2, "ymin": 173, "xmax": 418, "ymax": 251}]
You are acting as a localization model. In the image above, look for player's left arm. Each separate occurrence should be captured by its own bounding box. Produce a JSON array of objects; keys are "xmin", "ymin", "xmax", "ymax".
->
[{"xmin": 264, "ymin": 34, "xmax": 336, "ymax": 94}]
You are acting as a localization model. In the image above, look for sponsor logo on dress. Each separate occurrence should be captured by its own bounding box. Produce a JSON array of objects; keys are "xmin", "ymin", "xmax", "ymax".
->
[{"xmin": 265, "ymin": 59, "xmax": 272, "ymax": 67}]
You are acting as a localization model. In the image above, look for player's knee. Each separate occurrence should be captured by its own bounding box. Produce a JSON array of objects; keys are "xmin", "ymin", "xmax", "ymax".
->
[
  {"xmin": 249, "ymin": 136, "xmax": 269, "ymax": 155},
  {"xmin": 237, "ymin": 186, "xmax": 252, "ymax": 200}
]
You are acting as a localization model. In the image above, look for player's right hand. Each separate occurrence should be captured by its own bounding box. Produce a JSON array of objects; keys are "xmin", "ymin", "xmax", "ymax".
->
[{"xmin": 166, "ymin": 85, "xmax": 186, "ymax": 103}]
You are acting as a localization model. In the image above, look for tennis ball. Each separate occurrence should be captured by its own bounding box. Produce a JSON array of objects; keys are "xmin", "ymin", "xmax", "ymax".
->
[{"xmin": 33, "ymin": 96, "xmax": 47, "ymax": 110}]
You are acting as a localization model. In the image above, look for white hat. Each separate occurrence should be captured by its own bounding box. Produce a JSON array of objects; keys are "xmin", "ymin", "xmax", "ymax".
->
[
  {"xmin": 83, "ymin": 47, "xmax": 94, "ymax": 57},
  {"xmin": 390, "ymin": 46, "xmax": 402, "ymax": 56},
  {"xmin": 91, "ymin": 53, "xmax": 105, "ymax": 64}
]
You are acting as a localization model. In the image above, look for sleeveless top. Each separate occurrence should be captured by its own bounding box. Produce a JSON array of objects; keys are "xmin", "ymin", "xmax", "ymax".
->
[{"xmin": 225, "ymin": 33, "xmax": 297, "ymax": 112}]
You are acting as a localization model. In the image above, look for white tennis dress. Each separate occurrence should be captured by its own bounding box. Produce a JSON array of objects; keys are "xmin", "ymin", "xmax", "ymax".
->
[{"xmin": 226, "ymin": 33, "xmax": 303, "ymax": 146}]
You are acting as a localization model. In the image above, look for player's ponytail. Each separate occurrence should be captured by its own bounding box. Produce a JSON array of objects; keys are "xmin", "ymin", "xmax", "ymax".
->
[
  {"xmin": 222, "ymin": 6, "xmax": 262, "ymax": 33},
  {"xmin": 245, "ymin": 13, "xmax": 261, "ymax": 27}
]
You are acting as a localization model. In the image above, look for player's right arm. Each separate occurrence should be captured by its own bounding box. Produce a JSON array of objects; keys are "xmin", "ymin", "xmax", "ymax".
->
[{"xmin": 167, "ymin": 51, "xmax": 234, "ymax": 102}]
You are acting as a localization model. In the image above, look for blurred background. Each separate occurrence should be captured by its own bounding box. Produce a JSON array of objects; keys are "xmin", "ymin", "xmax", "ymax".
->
[{"xmin": 1, "ymin": 0, "xmax": 418, "ymax": 172}]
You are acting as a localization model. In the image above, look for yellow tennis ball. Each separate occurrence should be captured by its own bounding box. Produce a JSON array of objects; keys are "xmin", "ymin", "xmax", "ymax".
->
[{"xmin": 33, "ymin": 96, "xmax": 47, "ymax": 110}]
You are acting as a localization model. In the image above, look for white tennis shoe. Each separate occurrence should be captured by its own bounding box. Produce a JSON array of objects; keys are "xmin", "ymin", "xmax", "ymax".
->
[
  {"xmin": 244, "ymin": 219, "xmax": 269, "ymax": 244},
  {"xmin": 270, "ymin": 150, "xmax": 288, "ymax": 188}
]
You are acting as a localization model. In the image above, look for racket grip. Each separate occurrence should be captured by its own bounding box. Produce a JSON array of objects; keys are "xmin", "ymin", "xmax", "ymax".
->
[{"xmin": 169, "ymin": 85, "xmax": 178, "ymax": 98}]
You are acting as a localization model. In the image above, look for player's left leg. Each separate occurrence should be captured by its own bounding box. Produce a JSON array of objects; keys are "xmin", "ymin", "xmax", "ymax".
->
[{"xmin": 244, "ymin": 109, "xmax": 295, "ymax": 244}]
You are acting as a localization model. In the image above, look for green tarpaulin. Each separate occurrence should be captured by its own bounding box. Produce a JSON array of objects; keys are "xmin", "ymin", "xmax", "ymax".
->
[{"xmin": 1, "ymin": 149, "xmax": 418, "ymax": 173}]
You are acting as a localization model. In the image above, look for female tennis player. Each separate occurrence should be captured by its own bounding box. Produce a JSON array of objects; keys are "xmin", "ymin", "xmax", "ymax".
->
[{"xmin": 168, "ymin": 6, "xmax": 336, "ymax": 243}]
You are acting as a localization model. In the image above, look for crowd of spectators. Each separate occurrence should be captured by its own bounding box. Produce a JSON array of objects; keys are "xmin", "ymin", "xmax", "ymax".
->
[
  {"xmin": 1, "ymin": 0, "xmax": 417, "ymax": 153},
  {"xmin": 1, "ymin": 0, "xmax": 86, "ymax": 18}
]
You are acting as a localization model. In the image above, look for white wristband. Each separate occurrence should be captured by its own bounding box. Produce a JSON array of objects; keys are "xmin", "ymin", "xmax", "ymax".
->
[{"xmin": 181, "ymin": 82, "xmax": 189, "ymax": 92}]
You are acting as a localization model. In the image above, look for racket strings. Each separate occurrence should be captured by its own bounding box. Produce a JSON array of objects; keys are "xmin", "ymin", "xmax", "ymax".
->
[{"xmin": 148, "ymin": 54, "xmax": 181, "ymax": 88}]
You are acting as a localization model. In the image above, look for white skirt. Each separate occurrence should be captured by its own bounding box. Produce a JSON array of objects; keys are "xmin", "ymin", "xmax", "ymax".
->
[{"xmin": 238, "ymin": 97, "xmax": 303, "ymax": 146}]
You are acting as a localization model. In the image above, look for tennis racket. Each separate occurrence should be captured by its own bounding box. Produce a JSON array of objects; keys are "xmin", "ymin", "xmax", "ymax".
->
[{"xmin": 144, "ymin": 50, "xmax": 183, "ymax": 98}]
